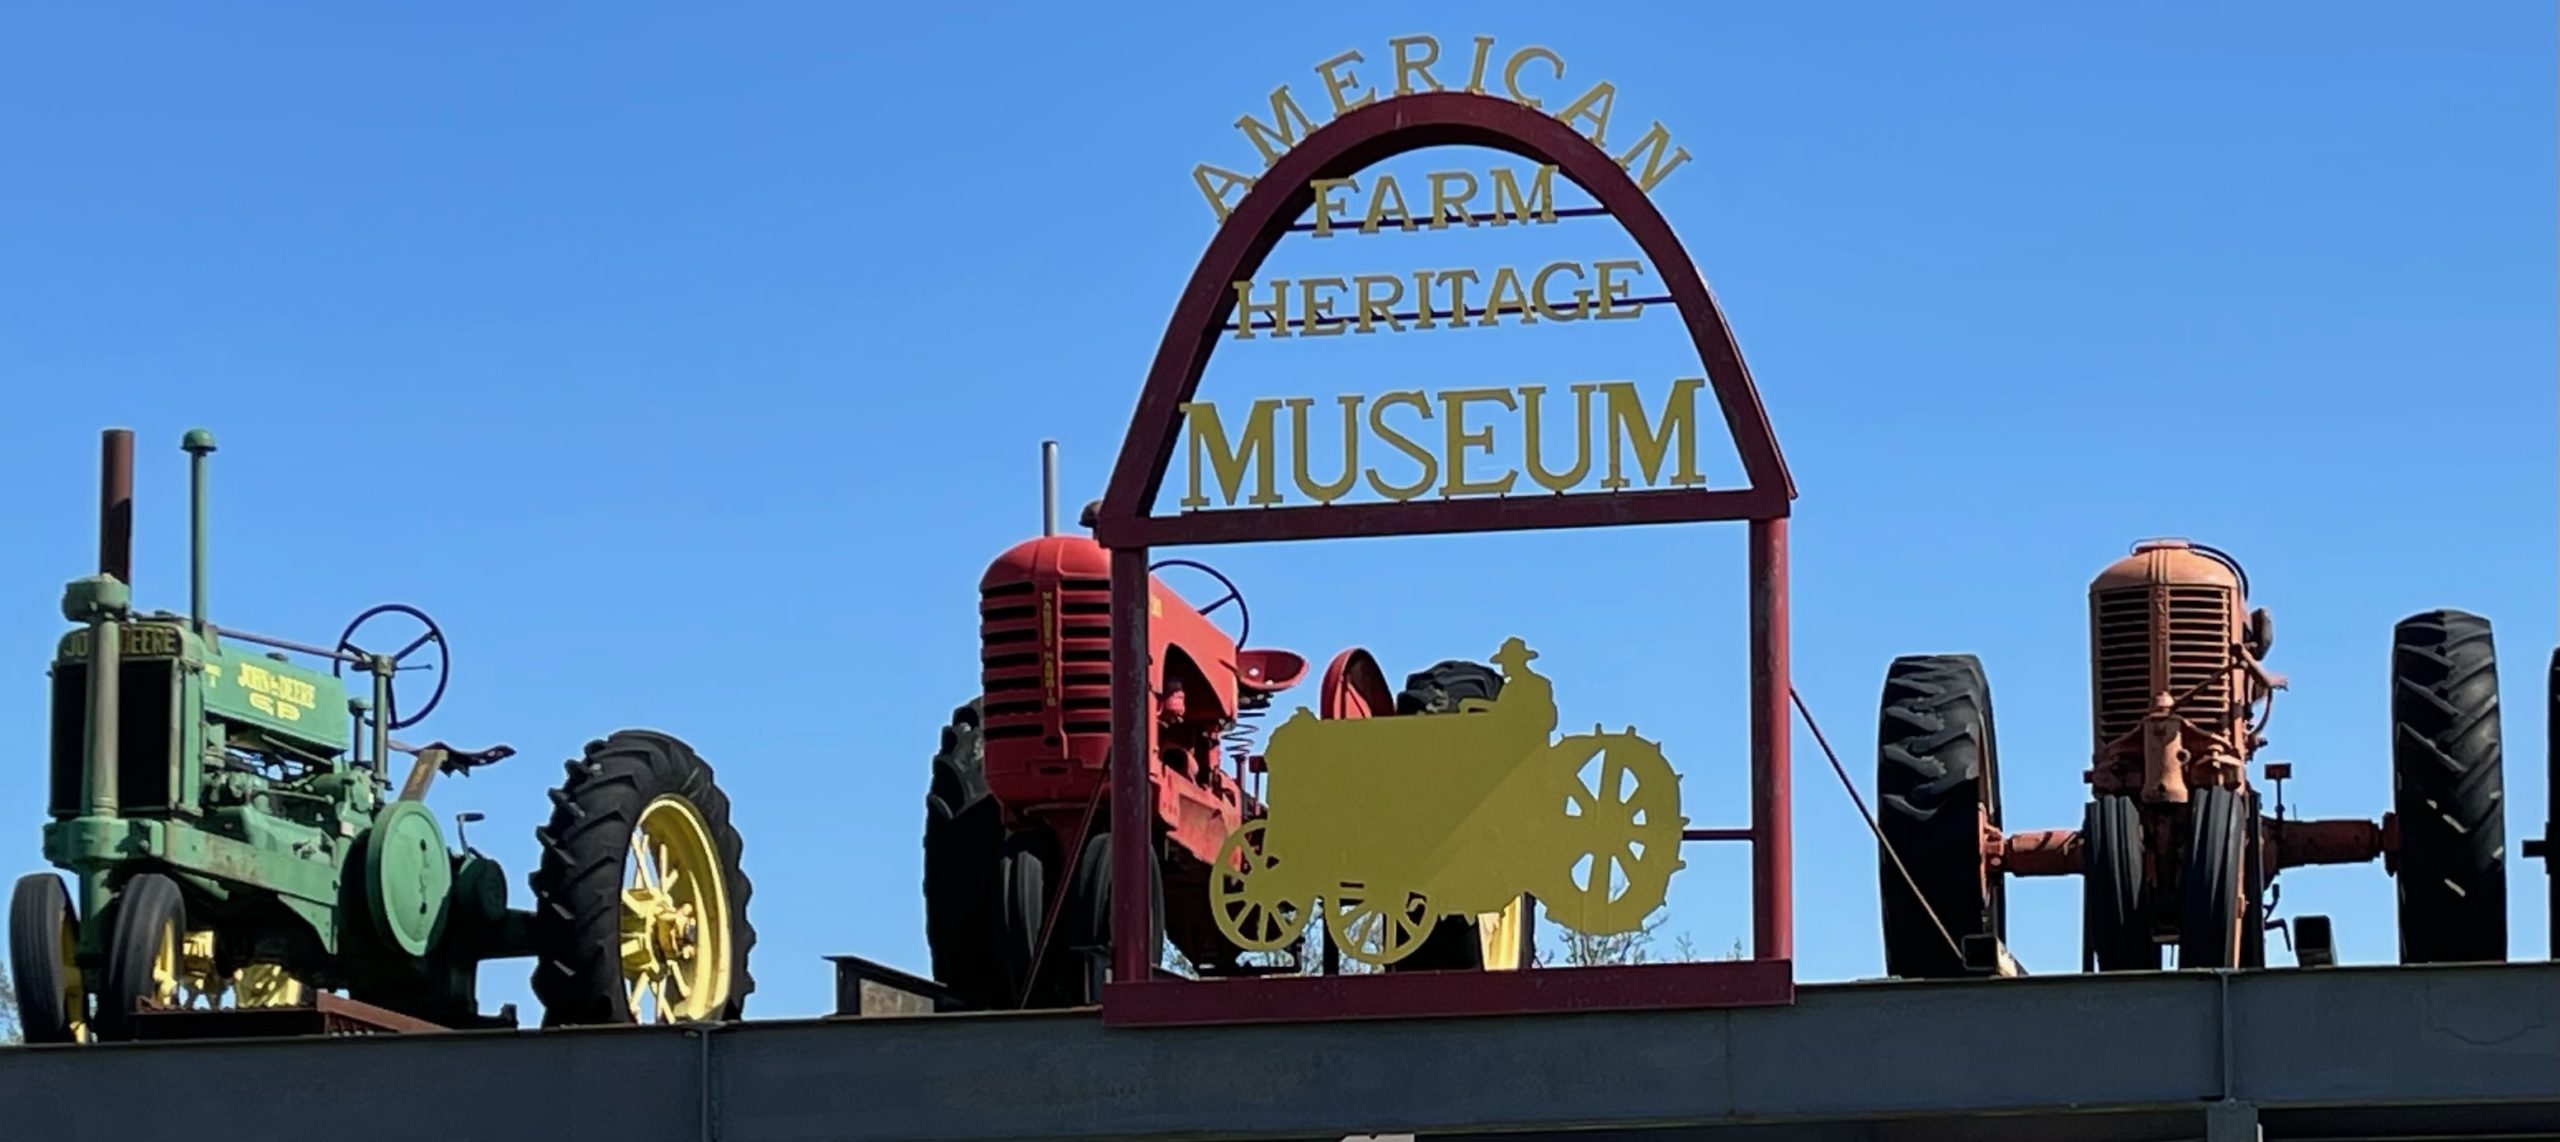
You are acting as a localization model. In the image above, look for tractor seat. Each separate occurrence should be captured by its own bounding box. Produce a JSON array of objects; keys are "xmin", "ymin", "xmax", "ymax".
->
[
  {"xmin": 1234, "ymin": 648, "xmax": 1308, "ymax": 695},
  {"xmin": 425, "ymin": 742, "xmax": 516, "ymax": 775}
]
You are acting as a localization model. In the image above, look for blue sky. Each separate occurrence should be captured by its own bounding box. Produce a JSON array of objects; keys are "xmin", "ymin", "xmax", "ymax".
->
[{"xmin": 1, "ymin": 3, "xmax": 2551, "ymax": 1021}]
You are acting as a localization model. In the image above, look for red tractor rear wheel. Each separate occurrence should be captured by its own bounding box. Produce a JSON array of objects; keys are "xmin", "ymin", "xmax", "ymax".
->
[{"xmin": 922, "ymin": 700, "xmax": 1008, "ymax": 1008}]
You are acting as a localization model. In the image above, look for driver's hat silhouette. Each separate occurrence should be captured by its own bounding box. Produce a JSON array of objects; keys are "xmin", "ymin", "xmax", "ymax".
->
[{"xmin": 1492, "ymin": 637, "xmax": 1539, "ymax": 672}]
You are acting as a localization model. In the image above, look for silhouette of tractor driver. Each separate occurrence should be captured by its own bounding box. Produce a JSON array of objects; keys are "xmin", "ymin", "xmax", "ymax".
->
[{"xmin": 1482, "ymin": 637, "xmax": 1560, "ymax": 743}]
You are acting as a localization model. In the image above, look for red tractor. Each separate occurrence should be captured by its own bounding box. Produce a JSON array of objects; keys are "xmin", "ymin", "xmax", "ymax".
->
[
  {"xmin": 922, "ymin": 481, "xmax": 1498, "ymax": 1008},
  {"xmin": 1875, "ymin": 538, "xmax": 2511, "ymax": 977}
]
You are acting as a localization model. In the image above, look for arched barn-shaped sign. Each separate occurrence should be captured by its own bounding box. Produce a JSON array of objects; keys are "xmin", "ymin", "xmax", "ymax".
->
[{"xmin": 1097, "ymin": 38, "xmax": 1798, "ymax": 1026}]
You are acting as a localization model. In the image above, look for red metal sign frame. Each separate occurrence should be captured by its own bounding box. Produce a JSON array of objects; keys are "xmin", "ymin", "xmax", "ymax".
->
[{"xmin": 1096, "ymin": 90, "xmax": 1798, "ymax": 1025}]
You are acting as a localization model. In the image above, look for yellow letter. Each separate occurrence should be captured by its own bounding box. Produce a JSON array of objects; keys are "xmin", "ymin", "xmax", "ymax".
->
[
  {"xmin": 1462, "ymin": 35, "xmax": 1496, "ymax": 94},
  {"xmin": 1521, "ymin": 384, "xmax": 1599, "ymax": 493},
  {"xmin": 1237, "ymin": 86, "xmax": 1319, "ymax": 168},
  {"xmin": 1431, "ymin": 268, "xmax": 1479, "ymax": 326},
  {"xmin": 1299, "ymin": 276, "xmax": 1348, "ymax": 337},
  {"xmin": 1181, "ymin": 399, "xmax": 1286, "ymax": 508},
  {"xmin": 1480, "ymin": 265, "xmax": 1534, "ymax": 326},
  {"xmin": 1315, "ymin": 49, "xmax": 1377, "ymax": 116},
  {"xmin": 1502, "ymin": 46, "xmax": 1563, "ymax": 109},
  {"xmin": 1594, "ymin": 259, "xmax": 1645, "ymax": 320},
  {"xmin": 1353, "ymin": 273, "xmax": 1405, "ymax": 333},
  {"xmin": 1614, "ymin": 122, "xmax": 1694, "ymax": 193},
  {"xmin": 1428, "ymin": 170, "xmax": 1478, "ymax": 229},
  {"xmin": 1531, "ymin": 261, "xmax": 1588, "ymax": 321},
  {"xmin": 1310, "ymin": 177, "xmax": 1358, "ymax": 237},
  {"xmin": 1232, "ymin": 278, "xmax": 1290, "ymax": 340},
  {"xmin": 1286, "ymin": 396, "xmax": 1362, "ymax": 503},
  {"xmin": 1390, "ymin": 34, "xmax": 1443, "ymax": 95},
  {"xmin": 1192, "ymin": 164, "xmax": 1257, "ymax": 223},
  {"xmin": 1555, "ymin": 81, "xmax": 1617, "ymax": 146},
  {"xmin": 1439, "ymin": 388, "xmax": 1519, "ymax": 498},
  {"xmin": 1361, "ymin": 173, "xmax": 1413, "ymax": 233},
  {"xmin": 1489, "ymin": 165, "xmax": 1556, "ymax": 226},
  {"xmin": 1600, "ymin": 379, "xmax": 1707, "ymax": 490},
  {"xmin": 1365, "ymin": 391, "xmax": 1438, "ymax": 501}
]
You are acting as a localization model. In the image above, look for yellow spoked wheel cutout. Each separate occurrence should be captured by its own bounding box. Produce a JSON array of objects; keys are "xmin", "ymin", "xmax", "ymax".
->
[
  {"xmin": 1209, "ymin": 821, "xmax": 1304, "ymax": 953},
  {"xmin": 1324, "ymin": 883, "xmax": 1433, "ymax": 967},
  {"xmin": 620, "ymin": 794, "xmax": 733, "ymax": 1022}
]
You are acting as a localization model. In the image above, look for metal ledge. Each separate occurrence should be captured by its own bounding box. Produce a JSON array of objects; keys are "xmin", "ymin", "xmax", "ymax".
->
[{"xmin": 1, "ymin": 962, "xmax": 2552, "ymax": 1141}]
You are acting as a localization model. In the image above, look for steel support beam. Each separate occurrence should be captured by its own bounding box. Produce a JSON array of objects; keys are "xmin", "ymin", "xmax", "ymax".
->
[{"xmin": 2, "ymin": 964, "xmax": 2551, "ymax": 1141}]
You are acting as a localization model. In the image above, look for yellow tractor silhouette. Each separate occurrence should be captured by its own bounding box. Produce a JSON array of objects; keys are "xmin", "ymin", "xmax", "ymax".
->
[{"xmin": 1210, "ymin": 639, "xmax": 1690, "ymax": 967}]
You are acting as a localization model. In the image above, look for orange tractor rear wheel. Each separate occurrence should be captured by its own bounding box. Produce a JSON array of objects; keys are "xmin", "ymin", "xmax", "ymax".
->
[{"xmin": 1875, "ymin": 654, "xmax": 2006, "ymax": 979}]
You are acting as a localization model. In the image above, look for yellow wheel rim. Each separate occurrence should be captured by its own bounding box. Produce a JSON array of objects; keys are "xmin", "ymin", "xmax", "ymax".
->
[{"xmin": 619, "ymin": 794, "xmax": 732, "ymax": 1022}]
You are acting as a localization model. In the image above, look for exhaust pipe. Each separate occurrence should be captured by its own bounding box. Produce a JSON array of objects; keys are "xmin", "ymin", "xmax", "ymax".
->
[
  {"xmin": 85, "ymin": 427, "xmax": 135, "ymax": 820},
  {"xmin": 1042, "ymin": 440, "xmax": 1059, "ymax": 537},
  {"xmin": 98, "ymin": 428, "xmax": 133, "ymax": 584},
  {"xmin": 183, "ymin": 428, "xmax": 217, "ymax": 628}
]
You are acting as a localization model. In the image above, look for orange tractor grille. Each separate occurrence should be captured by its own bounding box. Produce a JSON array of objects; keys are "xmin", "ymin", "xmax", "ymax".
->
[{"xmin": 2093, "ymin": 583, "xmax": 2233, "ymax": 749}]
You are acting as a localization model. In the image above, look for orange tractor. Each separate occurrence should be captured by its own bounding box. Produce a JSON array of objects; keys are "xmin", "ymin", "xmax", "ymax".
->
[
  {"xmin": 921, "ymin": 449, "xmax": 1502, "ymax": 1008},
  {"xmin": 1876, "ymin": 538, "xmax": 2511, "ymax": 976}
]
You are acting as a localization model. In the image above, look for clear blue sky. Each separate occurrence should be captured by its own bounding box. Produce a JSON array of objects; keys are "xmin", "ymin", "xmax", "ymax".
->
[{"xmin": 2, "ymin": 3, "xmax": 2550, "ymax": 1021}]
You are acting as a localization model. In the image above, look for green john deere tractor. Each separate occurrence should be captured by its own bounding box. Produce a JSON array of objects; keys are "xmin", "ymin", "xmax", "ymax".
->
[{"xmin": 8, "ymin": 427, "xmax": 758, "ymax": 1042}]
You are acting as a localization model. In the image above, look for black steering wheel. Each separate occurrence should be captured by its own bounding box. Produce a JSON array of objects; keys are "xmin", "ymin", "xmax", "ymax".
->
[
  {"xmin": 332, "ymin": 603, "xmax": 449, "ymax": 731},
  {"xmin": 1149, "ymin": 558, "xmax": 1250, "ymax": 649}
]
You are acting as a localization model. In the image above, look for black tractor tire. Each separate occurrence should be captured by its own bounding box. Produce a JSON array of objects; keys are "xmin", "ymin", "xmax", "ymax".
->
[
  {"xmin": 2241, "ymin": 790, "xmax": 2268, "ymax": 969},
  {"xmin": 1066, "ymin": 828, "xmax": 1164, "ymax": 1000},
  {"xmin": 2545, "ymin": 647, "xmax": 2558, "ymax": 956},
  {"xmin": 2084, "ymin": 794, "xmax": 2157, "ymax": 971},
  {"xmin": 923, "ymin": 700, "xmax": 1008, "ymax": 1008},
  {"xmin": 2389, "ymin": 609, "xmax": 2508, "ymax": 964},
  {"xmin": 2178, "ymin": 786, "xmax": 2251, "ymax": 969},
  {"xmin": 998, "ymin": 828, "xmax": 1090, "ymax": 1008},
  {"xmin": 529, "ymin": 730, "xmax": 758, "ymax": 1026},
  {"xmin": 1388, "ymin": 660, "xmax": 1506, "ymax": 973},
  {"xmin": 9, "ymin": 872, "xmax": 84, "ymax": 1043},
  {"xmin": 93, "ymin": 872, "xmax": 184, "ymax": 1041},
  {"xmin": 1875, "ymin": 654, "xmax": 2005, "ymax": 979}
]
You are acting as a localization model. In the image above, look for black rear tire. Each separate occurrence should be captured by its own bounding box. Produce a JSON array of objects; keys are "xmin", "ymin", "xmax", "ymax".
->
[
  {"xmin": 2084, "ymin": 795, "xmax": 2156, "ymax": 971},
  {"xmin": 1389, "ymin": 660, "xmax": 1506, "ymax": 973},
  {"xmin": 1876, "ymin": 654, "xmax": 2004, "ymax": 979},
  {"xmin": 2178, "ymin": 786, "xmax": 2249, "ymax": 969},
  {"xmin": 2390, "ymin": 609, "xmax": 2509, "ymax": 964},
  {"xmin": 1066, "ymin": 828, "xmax": 1164, "ymax": 1000},
  {"xmin": 94, "ymin": 872, "xmax": 184, "ymax": 1042},
  {"xmin": 923, "ymin": 700, "xmax": 1007, "ymax": 1007},
  {"xmin": 529, "ymin": 730, "xmax": 758, "ymax": 1026},
  {"xmin": 9, "ymin": 872, "xmax": 83, "ymax": 1043}
]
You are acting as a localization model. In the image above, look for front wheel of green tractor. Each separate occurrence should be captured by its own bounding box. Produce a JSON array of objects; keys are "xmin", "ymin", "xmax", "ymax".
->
[
  {"xmin": 1875, "ymin": 653, "xmax": 2005, "ymax": 979},
  {"xmin": 2390, "ymin": 609, "xmax": 2509, "ymax": 964},
  {"xmin": 91, "ymin": 872, "xmax": 187, "ymax": 1042},
  {"xmin": 9, "ymin": 872, "xmax": 86, "ymax": 1043},
  {"xmin": 529, "ymin": 730, "xmax": 758, "ymax": 1026}
]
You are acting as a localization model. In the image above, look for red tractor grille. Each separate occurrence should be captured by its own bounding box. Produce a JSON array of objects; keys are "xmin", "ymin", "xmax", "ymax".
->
[
  {"xmin": 978, "ymin": 576, "xmax": 1114, "ymax": 743},
  {"xmin": 2093, "ymin": 584, "xmax": 2233, "ymax": 749}
]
